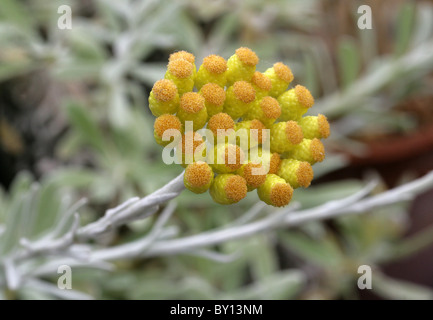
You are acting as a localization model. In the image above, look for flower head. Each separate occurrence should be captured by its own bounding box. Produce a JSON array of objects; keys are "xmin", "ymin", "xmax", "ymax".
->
[
  {"xmin": 277, "ymin": 159, "xmax": 314, "ymax": 189},
  {"xmin": 257, "ymin": 174, "xmax": 293, "ymax": 207},
  {"xmin": 223, "ymin": 81, "xmax": 256, "ymax": 119},
  {"xmin": 148, "ymin": 47, "xmax": 330, "ymax": 207},
  {"xmin": 244, "ymin": 96, "xmax": 281, "ymax": 127},
  {"xmin": 148, "ymin": 79, "xmax": 179, "ymax": 116},
  {"xmin": 264, "ymin": 62, "xmax": 293, "ymax": 97},
  {"xmin": 237, "ymin": 162, "xmax": 267, "ymax": 190},
  {"xmin": 177, "ymin": 92, "xmax": 207, "ymax": 131},
  {"xmin": 208, "ymin": 112, "xmax": 235, "ymax": 140},
  {"xmin": 289, "ymin": 138, "xmax": 325, "ymax": 164},
  {"xmin": 226, "ymin": 47, "xmax": 259, "ymax": 85},
  {"xmin": 270, "ymin": 121, "xmax": 304, "ymax": 153},
  {"xmin": 278, "ymin": 85, "xmax": 314, "ymax": 121},
  {"xmin": 234, "ymin": 47, "xmax": 259, "ymax": 66},
  {"xmin": 165, "ymin": 59, "xmax": 195, "ymax": 95},
  {"xmin": 184, "ymin": 161, "xmax": 214, "ymax": 194},
  {"xmin": 298, "ymin": 114, "xmax": 330, "ymax": 139},
  {"xmin": 195, "ymin": 55, "xmax": 227, "ymax": 90},
  {"xmin": 251, "ymin": 71, "xmax": 272, "ymax": 99},
  {"xmin": 169, "ymin": 50, "xmax": 195, "ymax": 64},
  {"xmin": 210, "ymin": 174, "xmax": 248, "ymax": 204},
  {"xmin": 153, "ymin": 114, "xmax": 182, "ymax": 146},
  {"xmin": 199, "ymin": 83, "xmax": 226, "ymax": 118}
]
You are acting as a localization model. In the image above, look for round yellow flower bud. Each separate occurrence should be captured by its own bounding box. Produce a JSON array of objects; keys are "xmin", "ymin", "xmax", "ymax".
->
[
  {"xmin": 237, "ymin": 161, "xmax": 267, "ymax": 191},
  {"xmin": 257, "ymin": 174, "xmax": 293, "ymax": 207},
  {"xmin": 194, "ymin": 55, "xmax": 227, "ymax": 90},
  {"xmin": 223, "ymin": 81, "xmax": 256, "ymax": 119},
  {"xmin": 298, "ymin": 114, "xmax": 330, "ymax": 139},
  {"xmin": 278, "ymin": 85, "xmax": 314, "ymax": 121},
  {"xmin": 153, "ymin": 114, "xmax": 182, "ymax": 146},
  {"xmin": 289, "ymin": 138, "xmax": 325, "ymax": 165},
  {"xmin": 184, "ymin": 161, "xmax": 214, "ymax": 194},
  {"xmin": 165, "ymin": 59, "xmax": 194, "ymax": 95},
  {"xmin": 148, "ymin": 79, "xmax": 179, "ymax": 116},
  {"xmin": 244, "ymin": 96, "xmax": 281, "ymax": 127},
  {"xmin": 226, "ymin": 47, "xmax": 259, "ymax": 85},
  {"xmin": 270, "ymin": 121, "xmax": 303, "ymax": 153},
  {"xmin": 208, "ymin": 112, "xmax": 235, "ymax": 143},
  {"xmin": 199, "ymin": 83, "xmax": 226, "ymax": 118},
  {"xmin": 169, "ymin": 50, "xmax": 196, "ymax": 76},
  {"xmin": 264, "ymin": 62, "xmax": 293, "ymax": 97},
  {"xmin": 251, "ymin": 71, "xmax": 272, "ymax": 99},
  {"xmin": 210, "ymin": 174, "xmax": 248, "ymax": 204},
  {"xmin": 277, "ymin": 159, "xmax": 314, "ymax": 189},
  {"xmin": 177, "ymin": 92, "xmax": 208, "ymax": 131}
]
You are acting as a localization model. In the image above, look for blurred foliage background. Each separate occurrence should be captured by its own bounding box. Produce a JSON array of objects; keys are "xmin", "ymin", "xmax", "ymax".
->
[{"xmin": 1, "ymin": 0, "xmax": 433, "ymax": 300}]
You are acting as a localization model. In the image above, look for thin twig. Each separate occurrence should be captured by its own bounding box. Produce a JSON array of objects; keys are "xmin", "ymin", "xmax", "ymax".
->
[
  {"xmin": 77, "ymin": 172, "xmax": 185, "ymax": 239},
  {"xmin": 103, "ymin": 171, "xmax": 433, "ymax": 259}
]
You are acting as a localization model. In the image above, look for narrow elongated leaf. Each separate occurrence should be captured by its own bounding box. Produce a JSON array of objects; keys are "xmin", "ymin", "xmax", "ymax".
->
[{"xmin": 338, "ymin": 38, "xmax": 361, "ymax": 89}]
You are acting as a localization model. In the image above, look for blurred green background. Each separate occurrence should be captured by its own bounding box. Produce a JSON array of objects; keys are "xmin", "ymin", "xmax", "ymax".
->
[{"xmin": 1, "ymin": 0, "xmax": 433, "ymax": 300}]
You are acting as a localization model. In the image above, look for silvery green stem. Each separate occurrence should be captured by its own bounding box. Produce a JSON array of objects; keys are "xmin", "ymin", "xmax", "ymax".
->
[
  {"xmin": 89, "ymin": 171, "xmax": 433, "ymax": 260},
  {"xmin": 77, "ymin": 172, "xmax": 185, "ymax": 239}
]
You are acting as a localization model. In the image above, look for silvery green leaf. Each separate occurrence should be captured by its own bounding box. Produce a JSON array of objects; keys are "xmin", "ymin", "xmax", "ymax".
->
[
  {"xmin": 225, "ymin": 270, "xmax": 306, "ymax": 300},
  {"xmin": 373, "ymin": 272, "xmax": 433, "ymax": 300},
  {"xmin": 394, "ymin": 2, "xmax": 416, "ymax": 56},
  {"xmin": 279, "ymin": 231, "xmax": 343, "ymax": 268},
  {"xmin": 338, "ymin": 37, "xmax": 361, "ymax": 89}
]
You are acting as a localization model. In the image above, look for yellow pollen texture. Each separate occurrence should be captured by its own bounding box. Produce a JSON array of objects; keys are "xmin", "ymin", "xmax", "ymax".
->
[
  {"xmin": 201, "ymin": 83, "xmax": 226, "ymax": 106},
  {"xmin": 251, "ymin": 71, "xmax": 272, "ymax": 91},
  {"xmin": 285, "ymin": 121, "xmax": 304, "ymax": 144},
  {"xmin": 295, "ymin": 85, "xmax": 314, "ymax": 108},
  {"xmin": 235, "ymin": 47, "xmax": 259, "ymax": 66},
  {"xmin": 260, "ymin": 96, "xmax": 281, "ymax": 119},
  {"xmin": 185, "ymin": 162, "xmax": 213, "ymax": 187},
  {"xmin": 274, "ymin": 62, "xmax": 293, "ymax": 83},
  {"xmin": 152, "ymin": 79, "xmax": 177, "ymax": 102},
  {"xmin": 310, "ymin": 138, "xmax": 325, "ymax": 163},
  {"xmin": 318, "ymin": 114, "xmax": 330, "ymax": 138},
  {"xmin": 233, "ymin": 81, "xmax": 256, "ymax": 103},
  {"xmin": 269, "ymin": 153, "xmax": 281, "ymax": 174},
  {"xmin": 168, "ymin": 59, "xmax": 193, "ymax": 78},
  {"xmin": 297, "ymin": 162, "xmax": 314, "ymax": 188},
  {"xmin": 169, "ymin": 51, "xmax": 195, "ymax": 64},
  {"xmin": 225, "ymin": 175, "xmax": 247, "ymax": 202},
  {"xmin": 270, "ymin": 183, "xmax": 293, "ymax": 207},
  {"xmin": 242, "ymin": 163, "xmax": 266, "ymax": 188},
  {"xmin": 208, "ymin": 113, "xmax": 235, "ymax": 136},
  {"xmin": 154, "ymin": 115, "xmax": 181, "ymax": 137},
  {"xmin": 203, "ymin": 55, "xmax": 227, "ymax": 74},
  {"xmin": 180, "ymin": 92, "xmax": 205, "ymax": 113}
]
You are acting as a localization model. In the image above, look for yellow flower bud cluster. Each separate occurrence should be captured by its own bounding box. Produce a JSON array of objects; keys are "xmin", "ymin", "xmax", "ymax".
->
[{"xmin": 148, "ymin": 48, "xmax": 330, "ymax": 207}]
